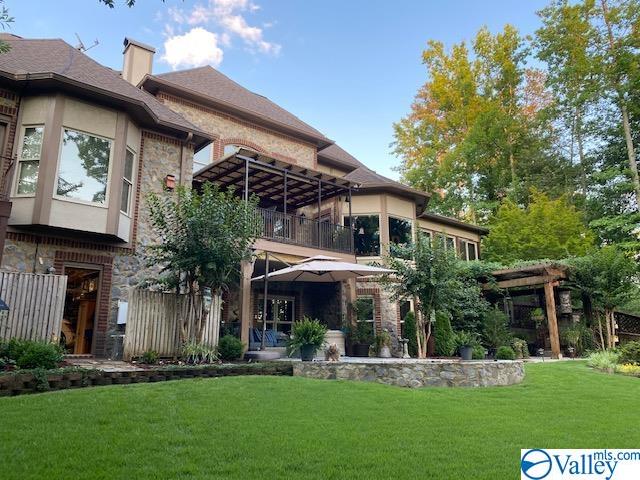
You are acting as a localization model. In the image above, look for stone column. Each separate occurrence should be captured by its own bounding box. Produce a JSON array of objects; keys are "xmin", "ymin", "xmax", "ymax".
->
[{"xmin": 239, "ymin": 258, "xmax": 255, "ymax": 351}]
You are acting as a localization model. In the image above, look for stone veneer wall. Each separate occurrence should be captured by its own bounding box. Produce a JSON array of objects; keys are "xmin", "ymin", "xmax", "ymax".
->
[
  {"xmin": 2, "ymin": 131, "xmax": 188, "ymax": 356},
  {"xmin": 157, "ymin": 92, "xmax": 317, "ymax": 169},
  {"xmin": 293, "ymin": 360, "xmax": 525, "ymax": 388}
]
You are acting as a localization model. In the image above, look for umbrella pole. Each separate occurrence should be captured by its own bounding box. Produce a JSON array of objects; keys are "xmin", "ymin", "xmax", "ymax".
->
[{"xmin": 260, "ymin": 252, "xmax": 269, "ymax": 351}]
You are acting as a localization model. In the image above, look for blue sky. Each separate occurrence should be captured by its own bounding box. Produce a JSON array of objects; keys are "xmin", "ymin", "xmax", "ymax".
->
[{"xmin": 9, "ymin": 0, "xmax": 548, "ymax": 179}]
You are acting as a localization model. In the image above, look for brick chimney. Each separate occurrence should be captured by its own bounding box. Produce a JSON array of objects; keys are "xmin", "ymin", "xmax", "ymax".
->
[{"xmin": 122, "ymin": 37, "xmax": 155, "ymax": 86}]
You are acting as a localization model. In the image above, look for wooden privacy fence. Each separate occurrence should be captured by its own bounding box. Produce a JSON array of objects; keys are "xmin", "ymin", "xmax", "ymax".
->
[
  {"xmin": 0, "ymin": 271, "xmax": 68, "ymax": 342},
  {"xmin": 123, "ymin": 288, "xmax": 222, "ymax": 361}
]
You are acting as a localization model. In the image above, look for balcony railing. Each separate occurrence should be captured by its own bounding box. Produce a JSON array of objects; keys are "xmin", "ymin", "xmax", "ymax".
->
[{"xmin": 259, "ymin": 207, "xmax": 352, "ymax": 253}]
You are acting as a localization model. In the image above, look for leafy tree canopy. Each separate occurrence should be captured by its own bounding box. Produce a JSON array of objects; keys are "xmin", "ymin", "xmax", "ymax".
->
[{"xmin": 483, "ymin": 190, "xmax": 594, "ymax": 263}]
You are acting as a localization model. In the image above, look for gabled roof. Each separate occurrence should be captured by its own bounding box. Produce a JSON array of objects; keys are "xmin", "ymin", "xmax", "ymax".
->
[
  {"xmin": 317, "ymin": 144, "xmax": 365, "ymax": 170},
  {"xmin": 141, "ymin": 66, "xmax": 332, "ymax": 148},
  {"xmin": 0, "ymin": 35, "xmax": 210, "ymax": 147}
]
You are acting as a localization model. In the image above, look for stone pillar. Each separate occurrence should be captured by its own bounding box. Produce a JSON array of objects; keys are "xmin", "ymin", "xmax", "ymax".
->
[
  {"xmin": 239, "ymin": 258, "xmax": 255, "ymax": 351},
  {"xmin": 544, "ymin": 280, "xmax": 562, "ymax": 359}
]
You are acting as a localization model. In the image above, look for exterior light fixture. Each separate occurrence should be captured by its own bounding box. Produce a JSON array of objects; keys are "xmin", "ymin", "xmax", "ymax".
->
[{"xmin": 164, "ymin": 174, "xmax": 176, "ymax": 190}]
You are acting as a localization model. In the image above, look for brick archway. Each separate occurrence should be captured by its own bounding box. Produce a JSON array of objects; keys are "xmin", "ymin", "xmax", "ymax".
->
[{"xmin": 214, "ymin": 138, "xmax": 267, "ymax": 160}]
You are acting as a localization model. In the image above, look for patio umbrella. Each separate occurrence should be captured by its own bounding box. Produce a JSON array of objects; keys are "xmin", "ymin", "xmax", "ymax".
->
[
  {"xmin": 250, "ymin": 255, "xmax": 394, "ymax": 352},
  {"xmin": 251, "ymin": 255, "xmax": 395, "ymax": 283}
]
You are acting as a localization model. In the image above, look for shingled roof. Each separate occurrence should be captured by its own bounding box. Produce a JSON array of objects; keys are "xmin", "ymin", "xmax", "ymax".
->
[
  {"xmin": 0, "ymin": 35, "xmax": 210, "ymax": 145},
  {"xmin": 142, "ymin": 66, "xmax": 331, "ymax": 147},
  {"xmin": 317, "ymin": 144, "xmax": 365, "ymax": 170}
]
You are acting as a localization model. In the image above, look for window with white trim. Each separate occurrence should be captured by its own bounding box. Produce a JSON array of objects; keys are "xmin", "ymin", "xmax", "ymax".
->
[
  {"xmin": 56, "ymin": 128, "xmax": 112, "ymax": 204},
  {"xmin": 355, "ymin": 296, "xmax": 375, "ymax": 337},
  {"xmin": 460, "ymin": 239, "xmax": 478, "ymax": 261},
  {"xmin": 16, "ymin": 126, "xmax": 44, "ymax": 195},
  {"xmin": 120, "ymin": 149, "xmax": 135, "ymax": 215}
]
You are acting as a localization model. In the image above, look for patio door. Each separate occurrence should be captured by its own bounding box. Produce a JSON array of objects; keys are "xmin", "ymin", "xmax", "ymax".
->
[{"xmin": 255, "ymin": 295, "xmax": 295, "ymax": 335}]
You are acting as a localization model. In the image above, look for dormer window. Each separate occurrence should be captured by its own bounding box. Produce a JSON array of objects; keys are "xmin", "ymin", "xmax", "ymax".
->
[
  {"xmin": 56, "ymin": 129, "xmax": 112, "ymax": 205},
  {"xmin": 16, "ymin": 126, "xmax": 44, "ymax": 195}
]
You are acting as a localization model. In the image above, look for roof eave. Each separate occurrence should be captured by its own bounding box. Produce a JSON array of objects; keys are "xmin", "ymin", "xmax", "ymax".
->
[
  {"xmin": 0, "ymin": 71, "xmax": 213, "ymax": 147},
  {"xmin": 419, "ymin": 212, "xmax": 489, "ymax": 235}
]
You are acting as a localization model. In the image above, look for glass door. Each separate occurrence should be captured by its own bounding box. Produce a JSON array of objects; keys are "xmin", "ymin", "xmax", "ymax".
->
[{"xmin": 255, "ymin": 295, "xmax": 295, "ymax": 335}]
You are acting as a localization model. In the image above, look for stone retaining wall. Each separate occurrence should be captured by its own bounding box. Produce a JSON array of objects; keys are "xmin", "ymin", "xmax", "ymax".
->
[
  {"xmin": 292, "ymin": 360, "xmax": 525, "ymax": 388},
  {"xmin": 0, "ymin": 363, "xmax": 293, "ymax": 397}
]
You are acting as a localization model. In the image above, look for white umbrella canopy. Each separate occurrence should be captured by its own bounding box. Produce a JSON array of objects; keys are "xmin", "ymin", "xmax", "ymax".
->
[{"xmin": 251, "ymin": 255, "xmax": 395, "ymax": 283}]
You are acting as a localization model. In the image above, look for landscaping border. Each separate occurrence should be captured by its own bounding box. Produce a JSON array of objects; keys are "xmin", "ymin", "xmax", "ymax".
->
[{"xmin": 0, "ymin": 363, "xmax": 294, "ymax": 397}]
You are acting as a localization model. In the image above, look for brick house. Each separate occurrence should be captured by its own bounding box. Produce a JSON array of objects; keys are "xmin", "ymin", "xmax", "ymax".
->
[{"xmin": 0, "ymin": 34, "xmax": 487, "ymax": 357}]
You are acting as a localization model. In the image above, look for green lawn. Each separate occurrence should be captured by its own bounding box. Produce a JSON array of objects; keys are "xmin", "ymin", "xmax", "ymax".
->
[{"xmin": 0, "ymin": 362, "xmax": 638, "ymax": 479}]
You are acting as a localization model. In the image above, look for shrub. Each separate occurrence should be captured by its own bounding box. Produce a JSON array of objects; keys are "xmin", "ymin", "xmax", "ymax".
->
[
  {"xmin": 181, "ymin": 342, "xmax": 218, "ymax": 364},
  {"xmin": 616, "ymin": 363, "xmax": 640, "ymax": 376},
  {"xmin": 287, "ymin": 317, "xmax": 327, "ymax": 356},
  {"xmin": 453, "ymin": 330, "xmax": 479, "ymax": 348},
  {"xmin": 496, "ymin": 346, "xmax": 516, "ymax": 360},
  {"xmin": 1, "ymin": 338, "xmax": 30, "ymax": 361},
  {"xmin": 434, "ymin": 311, "xmax": 455, "ymax": 356},
  {"xmin": 619, "ymin": 341, "xmax": 640, "ymax": 365},
  {"xmin": 402, "ymin": 311, "xmax": 418, "ymax": 357},
  {"xmin": 472, "ymin": 344, "xmax": 486, "ymax": 360},
  {"xmin": 349, "ymin": 320, "xmax": 374, "ymax": 345},
  {"xmin": 481, "ymin": 308, "xmax": 512, "ymax": 350},
  {"xmin": 511, "ymin": 338, "xmax": 529, "ymax": 359},
  {"xmin": 140, "ymin": 350, "xmax": 159, "ymax": 364},
  {"xmin": 586, "ymin": 350, "xmax": 620, "ymax": 372},
  {"xmin": 218, "ymin": 335, "xmax": 244, "ymax": 361},
  {"xmin": 15, "ymin": 341, "xmax": 64, "ymax": 370},
  {"xmin": 372, "ymin": 329, "xmax": 392, "ymax": 356}
]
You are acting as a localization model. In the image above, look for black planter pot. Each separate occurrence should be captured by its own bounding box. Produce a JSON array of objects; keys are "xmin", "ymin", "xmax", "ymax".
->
[
  {"xmin": 352, "ymin": 343, "xmax": 370, "ymax": 357},
  {"xmin": 459, "ymin": 346, "xmax": 473, "ymax": 361},
  {"xmin": 300, "ymin": 344, "xmax": 316, "ymax": 362}
]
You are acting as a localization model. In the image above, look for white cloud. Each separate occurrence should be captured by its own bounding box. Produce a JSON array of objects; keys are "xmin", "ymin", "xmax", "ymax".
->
[
  {"xmin": 160, "ymin": 0, "xmax": 280, "ymax": 67},
  {"xmin": 161, "ymin": 28, "xmax": 224, "ymax": 70}
]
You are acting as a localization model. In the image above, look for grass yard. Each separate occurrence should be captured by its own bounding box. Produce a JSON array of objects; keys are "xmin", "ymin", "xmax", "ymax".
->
[{"xmin": 1, "ymin": 362, "xmax": 638, "ymax": 479}]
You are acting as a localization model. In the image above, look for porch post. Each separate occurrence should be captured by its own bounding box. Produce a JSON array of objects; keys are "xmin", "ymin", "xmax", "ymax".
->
[
  {"xmin": 348, "ymin": 187, "xmax": 353, "ymax": 254},
  {"xmin": 260, "ymin": 252, "xmax": 270, "ymax": 351},
  {"xmin": 239, "ymin": 258, "xmax": 254, "ymax": 352},
  {"xmin": 544, "ymin": 280, "xmax": 562, "ymax": 359},
  {"xmin": 317, "ymin": 179, "xmax": 322, "ymax": 247},
  {"xmin": 283, "ymin": 170, "xmax": 288, "ymax": 215},
  {"xmin": 244, "ymin": 157, "xmax": 250, "ymax": 202}
]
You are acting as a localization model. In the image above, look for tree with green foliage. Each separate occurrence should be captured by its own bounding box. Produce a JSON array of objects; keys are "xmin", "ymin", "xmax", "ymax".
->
[
  {"xmin": 566, "ymin": 246, "xmax": 638, "ymax": 349},
  {"xmin": 536, "ymin": 0, "xmax": 640, "ymax": 210},
  {"xmin": 483, "ymin": 190, "xmax": 594, "ymax": 263},
  {"xmin": 394, "ymin": 25, "xmax": 568, "ymax": 222},
  {"xmin": 383, "ymin": 232, "xmax": 488, "ymax": 358},
  {"xmin": 434, "ymin": 311, "xmax": 455, "ymax": 357},
  {"xmin": 146, "ymin": 183, "xmax": 262, "ymax": 344},
  {"xmin": 402, "ymin": 311, "xmax": 419, "ymax": 357},
  {"xmin": 481, "ymin": 307, "xmax": 512, "ymax": 350}
]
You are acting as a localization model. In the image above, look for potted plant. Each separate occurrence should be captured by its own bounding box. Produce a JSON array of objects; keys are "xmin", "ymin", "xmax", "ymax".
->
[
  {"xmin": 287, "ymin": 317, "xmax": 327, "ymax": 361},
  {"xmin": 531, "ymin": 307, "xmax": 545, "ymax": 326},
  {"xmin": 454, "ymin": 330, "xmax": 478, "ymax": 361},
  {"xmin": 350, "ymin": 321, "xmax": 374, "ymax": 357},
  {"xmin": 373, "ymin": 329, "xmax": 392, "ymax": 358}
]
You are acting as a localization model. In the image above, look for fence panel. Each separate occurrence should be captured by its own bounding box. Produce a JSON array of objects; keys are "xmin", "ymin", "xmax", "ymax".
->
[
  {"xmin": 0, "ymin": 271, "xmax": 68, "ymax": 342},
  {"xmin": 123, "ymin": 288, "xmax": 221, "ymax": 361}
]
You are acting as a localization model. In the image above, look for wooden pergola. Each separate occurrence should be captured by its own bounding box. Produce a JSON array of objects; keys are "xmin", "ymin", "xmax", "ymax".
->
[{"xmin": 487, "ymin": 263, "xmax": 569, "ymax": 359}]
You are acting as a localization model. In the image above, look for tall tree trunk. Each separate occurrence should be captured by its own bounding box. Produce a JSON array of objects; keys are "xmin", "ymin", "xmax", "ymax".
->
[
  {"xmin": 601, "ymin": 0, "xmax": 640, "ymax": 209},
  {"xmin": 596, "ymin": 312, "xmax": 605, "ymax": 351},
  {"xmin": 576, "ymin": 108, "xmax": 588, "ymax": 197}
]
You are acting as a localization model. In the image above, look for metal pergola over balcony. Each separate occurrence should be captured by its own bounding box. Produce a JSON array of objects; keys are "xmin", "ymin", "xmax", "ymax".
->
[{"xmin": 193, "ymin": 148, "xmax": 357, "ymax": 253}]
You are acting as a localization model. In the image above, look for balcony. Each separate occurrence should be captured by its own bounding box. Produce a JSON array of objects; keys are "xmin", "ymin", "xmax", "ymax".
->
[
  {"xmin": 194, "ymin": 147, "xmax": 357, "ymax": 254},
  {"xmin": 259, "ymin": 207, "xmax": 352, "ymax": 253}
]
